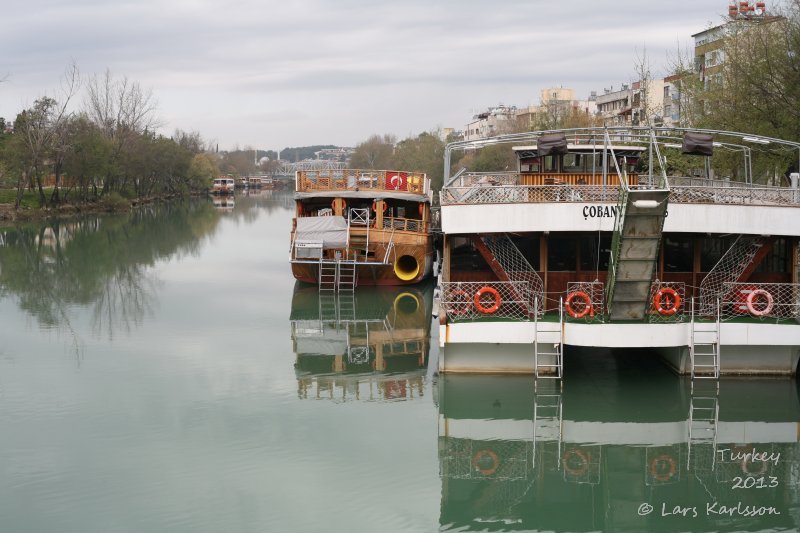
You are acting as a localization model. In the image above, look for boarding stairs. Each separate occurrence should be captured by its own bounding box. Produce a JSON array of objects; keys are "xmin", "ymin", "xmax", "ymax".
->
[
  {"xmin": 689, "ymin": 298, "xmax": 721, "ymax": 379},
  {"xmin": 698, "ymin": 235, "xmax": 774, "ymax": 316},
  {"xmin": 534, "ymin": 297, "xmax": 564, "ymax": 378},
  {"xmin": 533, "ymin": 379, "xmax": 563, "ymax": 471},
  {"xmin": 687, "ymin": 380, "xmax": 719, "ymax": 473},
  {"xmin": 472, "ymin": 234, "xmax": 544, "ymax": 317},
  {"xmin": 606, "ymin": 188, "xmax": 670, "ymax": 320}
]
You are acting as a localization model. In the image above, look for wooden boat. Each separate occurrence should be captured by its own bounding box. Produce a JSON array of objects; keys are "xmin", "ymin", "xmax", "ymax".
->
[{"xmin": 290, "ymin": 169, "xmax": 435, "ymax": 287}]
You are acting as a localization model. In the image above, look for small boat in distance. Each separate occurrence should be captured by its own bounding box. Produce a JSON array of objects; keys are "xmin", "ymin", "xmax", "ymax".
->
[
  {"xmin": 211, "ymin": 176, "xmax": 235, "ymax": 195},
  {"xmin": 290, "ymin": 169, "xmax": 435, "ymax": 287}
]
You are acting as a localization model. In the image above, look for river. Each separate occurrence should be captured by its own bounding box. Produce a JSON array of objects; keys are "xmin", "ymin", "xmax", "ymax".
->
[{"xmin": 0, "ymin": 191, "xmax": 798, "ymax": 532}]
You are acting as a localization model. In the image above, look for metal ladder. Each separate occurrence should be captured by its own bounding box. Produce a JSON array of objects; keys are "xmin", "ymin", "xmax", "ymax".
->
[
  {"xmin": 687, "ymin": 380, "xmax": 719, "ymax": 472},
  {"xmin": 532, "ymin": 379, "xmax": 563, "ymax": 470},
  {"xmin": 534, "ymin": 297, "xmax": 564, "ymax": 378},
  {"xmin": 318, "ymin": 258, "xmax": 357, "ymax": 293},
  {"xmin": 689, "ymin": 297, "xmax": 721, "ymax": 379}
]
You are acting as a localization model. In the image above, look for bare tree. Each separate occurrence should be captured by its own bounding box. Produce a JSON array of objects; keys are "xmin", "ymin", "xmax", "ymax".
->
[
  {"xmin": 15, "ymin": 62, "xmax": 80, "ymax": 208},
  {"xmin": 84, "ymin": 69, "xmax": 160, "ymax": 193}
]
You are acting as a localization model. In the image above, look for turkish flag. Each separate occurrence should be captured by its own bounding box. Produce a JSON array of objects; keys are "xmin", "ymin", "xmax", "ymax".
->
[{"xmin": 385, "ymin": 172, "xmax": 408, "ymax": 191}]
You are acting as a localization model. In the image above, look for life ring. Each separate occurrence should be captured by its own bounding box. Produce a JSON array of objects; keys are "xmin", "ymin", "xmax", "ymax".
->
[
  {"xmin": 418, "ymin": 203, "xmax": 424, "ymax": 217},
  {"xmin": 472, "ymin": 449, "xmax": 499, "ymax": 476},
  {"xmin": 448, "ymin": 289, "xmax": 472, "ymax": 316},
  {"xmin": 371, "ymin": 200, "xmax": 387, "ymax": 213},
  {"xmin": 746, "ymin": 289, "xmax": 774, "ymax": 317},
  {"xmin": 563, "ymin": 449, "xmax": 589, "ymax": 476},
  {"xmin": 331, "ymin": 198, "xmax": 346, "ymax": 211},
  {"xmin": 649, "ymin": 454, "xmax": 677, "ymax": 482},
  {"xmin": 565, "ymin": 291, "xmax": 593, "ymax": 319},
  {"xmin": 474, "ymin": 286, "xmax": 501, "ymax": 314},
  {"xmin": 654, "ymin": 287, "xmax": 681, "ymax": 316}
]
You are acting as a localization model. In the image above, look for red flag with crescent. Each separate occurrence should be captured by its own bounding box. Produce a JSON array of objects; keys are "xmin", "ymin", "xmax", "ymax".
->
[{"xmin": 385, "ymin": 172, "xmax": 408, "ymax": 191}]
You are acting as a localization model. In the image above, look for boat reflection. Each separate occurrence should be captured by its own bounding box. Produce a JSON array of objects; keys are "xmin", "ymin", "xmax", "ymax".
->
[
  {"xmin": 211, "ymin": 195, "xmax": 235, "ymax": 210},
  {"xmin": 291, "ymin": 282, "xmax": 433, "ymax": 401},
  {"xmin": 437, "ymin": 375, "xmax": 800, "ymax": 531}
]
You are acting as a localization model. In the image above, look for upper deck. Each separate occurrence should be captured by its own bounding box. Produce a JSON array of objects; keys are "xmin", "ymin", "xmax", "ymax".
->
[
  {"xmin": 296, "ymin": 169, "xmax": 431, "ymax": 201},
  {"xmin": 440, "ymin": 127, "xmax": 800, "ymax": 236}
]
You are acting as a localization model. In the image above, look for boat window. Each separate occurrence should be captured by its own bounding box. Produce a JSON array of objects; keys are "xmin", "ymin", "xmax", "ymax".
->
[
  {"xmin": 563, "ymin": 154, "xmax": 583, "ymax": 172},
  {"xmin": 755, "ymin": 238, "xmax": 789, "ymax": 273},
  {"xmin": 543, "ymin": 155, "xmax": 559, "ymax": 172},
  {"xmin": 547, "ymin": 236, "xmax": 577, "ymax": 271},
  {"xmin": 579, "ymin": 234, "xmax": 611, "ymax": 271},
  {"xmin": 700, "ymin": 236, "xmax": 735, "ymax": 271},
  {"xmin": 663, "ymin": 235, "xmax": 693, "ymax": 272}
]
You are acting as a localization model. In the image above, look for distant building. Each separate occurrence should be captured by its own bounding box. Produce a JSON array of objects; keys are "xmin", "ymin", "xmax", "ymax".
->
[
  {"xmin": 464, "ymin": 104, "xmax": 519, "ymax": 142},
  {"xmin": 314, "ymin": 147, "xmax": 354, "ymax": 163}
]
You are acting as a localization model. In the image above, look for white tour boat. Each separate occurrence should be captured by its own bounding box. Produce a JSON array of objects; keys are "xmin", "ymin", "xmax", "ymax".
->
[{"xmin": 437, "ymin": 127, "xmax": 800, "ymax": 376}]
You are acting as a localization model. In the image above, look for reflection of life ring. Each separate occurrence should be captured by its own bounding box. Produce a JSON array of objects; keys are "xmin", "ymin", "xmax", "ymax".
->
[
  {"xmin": 474, "ymin": 286, "xmax": 501, "ymax": 314},
  {"xmin": 449, "ymin": 289, "xmax": 472, "ymax": 316},
  {"xmin": 742, "ymin": 456, "xmax": 768, "ymax": 476},
  {"xmin": 649, "ymin": 454, "xmax": 677, "ymax": 482},
  {"xmin": 563, "ymin": 449, "xmax": 589, "ymax": 476},
  {"xmin": 565, "ymin": 291, "xmax": 593, "ymax": 319},
  {"xmin": 654, "ymin": 287, "xmax": 681, "ymax": 316},
  {"xmin": 472, "ymin": 449, "xmax": 499, "ymax": 476},
  {"xmin": 746, "ymin": 289, "xmax": 774, "ymax": 317}
]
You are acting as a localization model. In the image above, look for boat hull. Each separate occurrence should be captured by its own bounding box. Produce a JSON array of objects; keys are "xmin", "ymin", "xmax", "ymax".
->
[{"xmin": 291, "ymin": 243, "xmax": 434, "ymax": 286}]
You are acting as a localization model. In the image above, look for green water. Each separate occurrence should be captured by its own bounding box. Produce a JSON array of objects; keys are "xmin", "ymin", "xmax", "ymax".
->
[{"xmin": 1, "ymin": 192, "xmax": 798, "ymax": 532}]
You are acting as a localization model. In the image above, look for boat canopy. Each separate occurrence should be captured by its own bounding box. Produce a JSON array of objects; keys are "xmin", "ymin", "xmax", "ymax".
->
[{"xmin": 294, "ymin": 216, "xmax": 348, "ymax": 249}]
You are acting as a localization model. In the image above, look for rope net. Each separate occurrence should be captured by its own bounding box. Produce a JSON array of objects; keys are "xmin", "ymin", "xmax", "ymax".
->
[
  {"xmin": 481, "ymin": 234, "xmax": 544, "ymax": 316},
  {"xmin": 699, "ymin": 236, "xmax": 766, "ymax": 315}
]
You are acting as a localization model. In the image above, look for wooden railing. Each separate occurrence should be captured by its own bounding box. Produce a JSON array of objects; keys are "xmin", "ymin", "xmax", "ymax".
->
[{"xmin": 297, "ymin": 169, "xmax": 428, "ymax": 195}]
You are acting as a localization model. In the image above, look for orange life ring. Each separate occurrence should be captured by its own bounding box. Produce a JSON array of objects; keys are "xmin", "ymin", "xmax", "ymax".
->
[
  {"xmin": 746, "ymin": 289, "xmax": 774, "ymax": 316},
  {"xmin": 332, "ymin": 198, "xmax": 346, "ymax": 211},
  {"xmin": 448, "ymin": 289, "xmax": 472, "ymax": 316},
  {"xmin": 654, "ymin": 287, "xmax": 681, "ymax": 316},
  {"xmin": 649, "ymin": 454, "xmax": 677, "ymax": 482},
  {"xmin": 565, "ymin": 291, "xmax": 593, "ymax": 319},
  {"xmin": 371, "ymin": 200, "xmax": 387, "ymax": 213},
  {"xmin": 472, "ymin": 449, "xmax": 499, "ymax": 476},
  {"xmin": 418, "ymin": 203, "xmax": 424, "ymax": 217},
  {"xmin": 474, "ymin": 286, "xmax": 501, "ymax": 314},
  {"xmin": 563, "ymin": 449, "xmax": 589, "ymax": 476}
]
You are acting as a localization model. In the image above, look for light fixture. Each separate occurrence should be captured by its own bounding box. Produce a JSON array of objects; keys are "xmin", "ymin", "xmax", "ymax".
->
[
  {"xmin": 742, "ymin": 136, "xmax": 771, "ymax": 144},
  {"xmin": 632, "ymin": 199, "xmax": 659, "ymax": 209}
]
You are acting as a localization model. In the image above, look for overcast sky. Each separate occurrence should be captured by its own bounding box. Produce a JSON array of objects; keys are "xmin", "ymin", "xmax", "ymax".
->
[{"xmin": 1, "ymin": 0, "xmax": 727, "ymax": 152}]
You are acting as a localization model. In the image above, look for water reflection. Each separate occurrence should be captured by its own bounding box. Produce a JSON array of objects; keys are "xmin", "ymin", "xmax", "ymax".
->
[
  {"xmin": 437, "ymin": 375, "xmax": 800, "ymax": 531},
  {"xmin": 0, "ymin": 201, "xmax": 220, "ymax": 337},
  {"xmin": 291, "ymin": 282, "xmax": 433, "ymax": 402}
]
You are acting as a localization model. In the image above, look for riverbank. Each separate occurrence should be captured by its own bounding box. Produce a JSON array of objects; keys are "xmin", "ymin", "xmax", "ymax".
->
[{"xmin": 0, "ymin": 191, "xmax": 209, "ymax": 228}]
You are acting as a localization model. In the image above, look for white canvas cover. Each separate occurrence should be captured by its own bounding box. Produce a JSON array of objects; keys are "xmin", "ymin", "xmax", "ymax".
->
[{"xmin": 295, "ymin": 216, "xmax": 348, "ymax": 249}]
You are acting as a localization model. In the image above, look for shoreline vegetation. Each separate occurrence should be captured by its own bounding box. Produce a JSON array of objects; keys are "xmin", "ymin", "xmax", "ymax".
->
[{"xmin": 0, "ymin": 189, "xmax": 209, "ymax": 227}]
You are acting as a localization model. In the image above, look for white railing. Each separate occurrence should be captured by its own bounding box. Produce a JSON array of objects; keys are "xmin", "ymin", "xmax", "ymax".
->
[{"xmin": 440, "ymin": 281, "xmax": 534, "ymax": 321}]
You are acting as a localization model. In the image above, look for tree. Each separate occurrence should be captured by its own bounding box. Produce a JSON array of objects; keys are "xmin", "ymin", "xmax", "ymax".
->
[
  {"xmin": 84, "ymin": 69, "xmax": 160, "ymax": 195},
  {"xmin": 349, "ymin": 134, "xmax": 396, "ymax": 169},
  {"xmin": 188, "ymin": 153, "xmax": 219, "ymax": 191},
  {"xmin": 390, "ymin": 131, "xmax": 445, "ymax": 191}
]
